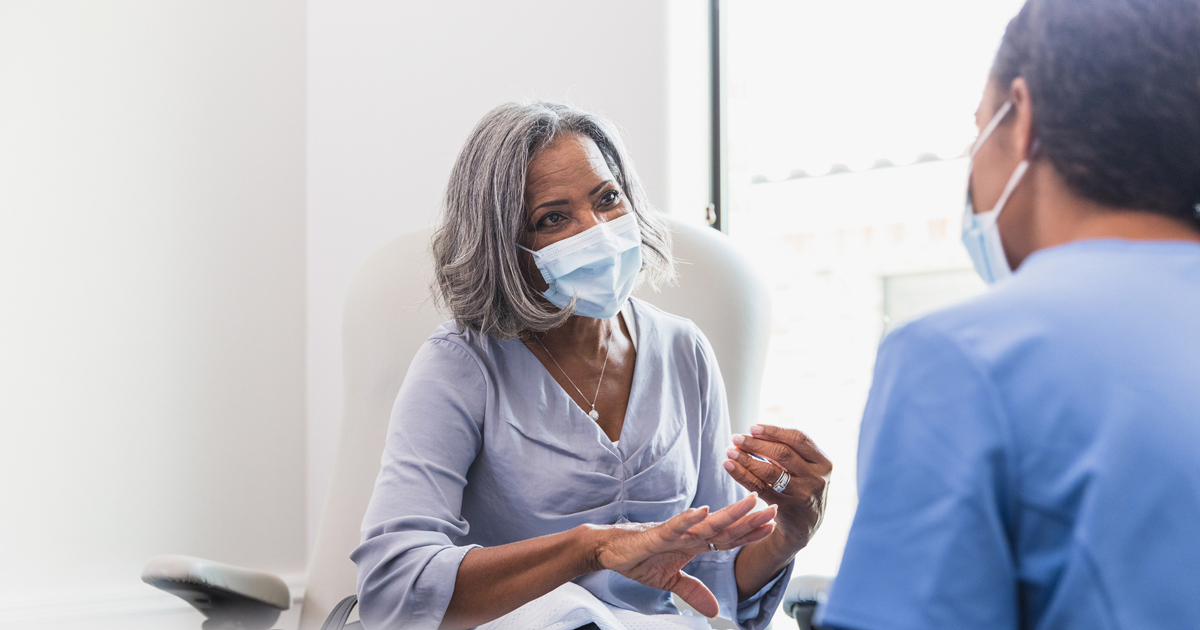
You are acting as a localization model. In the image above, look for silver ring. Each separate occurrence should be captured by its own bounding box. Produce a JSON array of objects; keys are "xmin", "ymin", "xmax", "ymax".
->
[
  {"xmin": 772, "ymin": 469, "xmax": 791, "ymax": 494},
  {"xmin": 708, "ymin": 542, "xmax": 718, "ymax": 552}
]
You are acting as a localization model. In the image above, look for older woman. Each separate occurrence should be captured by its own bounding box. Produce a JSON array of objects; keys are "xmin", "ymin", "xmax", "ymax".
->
[{"xmin": 351, "ymin": 102, "xmax": 832, "ymax": 630}]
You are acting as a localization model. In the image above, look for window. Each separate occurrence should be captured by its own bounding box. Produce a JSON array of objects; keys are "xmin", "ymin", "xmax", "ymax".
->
[{"xmin": 719, "ymin": 0, "xmax": 1025, "ymax": 608}]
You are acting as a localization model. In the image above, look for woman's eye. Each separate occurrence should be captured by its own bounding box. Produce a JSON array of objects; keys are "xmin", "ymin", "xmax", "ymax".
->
[
  {"xmin": 536, "ymin": 212, "xmax": 564, "ymax": 229},
  {"xmin": 600, "ymin": 190, "xmax": 622, "ymax": 206}
]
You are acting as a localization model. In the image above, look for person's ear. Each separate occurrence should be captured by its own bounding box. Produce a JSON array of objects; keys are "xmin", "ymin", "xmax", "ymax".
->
[{"xmin": 1009, "ymin": 77, "xmax": 1038, "ymax": 159}]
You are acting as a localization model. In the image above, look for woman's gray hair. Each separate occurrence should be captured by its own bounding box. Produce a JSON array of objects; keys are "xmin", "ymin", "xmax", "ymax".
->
[{"xmin": 431, "ymin": 102, "xmax": 677, "ymax": 339}]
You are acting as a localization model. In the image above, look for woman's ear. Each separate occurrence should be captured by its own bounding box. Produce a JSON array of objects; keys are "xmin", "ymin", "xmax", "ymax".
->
[{"xmin": 1009, "ymin": 77, "xmax": 1038, "ymax": 159}]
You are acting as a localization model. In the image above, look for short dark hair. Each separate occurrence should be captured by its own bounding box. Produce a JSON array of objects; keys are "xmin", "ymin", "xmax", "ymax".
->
[{"xmin": 993, "ymin": 0, "xmax": 1200, "ymax": 223}]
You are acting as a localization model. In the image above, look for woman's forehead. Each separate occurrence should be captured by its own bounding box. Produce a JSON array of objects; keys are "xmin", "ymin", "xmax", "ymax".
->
[{"xmin": 527, "ymin": 135, "xmax": 613, "ymax": 194}]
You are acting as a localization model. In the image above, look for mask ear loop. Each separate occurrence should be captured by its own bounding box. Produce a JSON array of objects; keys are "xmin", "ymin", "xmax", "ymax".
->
[
  {"xmin": 518, "ymin": 228, "xmax": 543, "ymax": 257},
  {"xmin": 990, "ymin": 161, "xmax": 1031, "ymax": 217},
  {"xmin": 972, "ymin": 99, "xmax": 1041, "ymax": 217},
  {"xmin": 970, "ymin": 100, "xmax": 1040, "ymax": 162},
  {"xmin": 971, "ymin": 101, "xmax": 1015, "ymax": 159},
  {"xmin": 989, "ymin": 139, "xmax": 1041, "ymax": 218},
  {"xmin": 966, "ymin": 100, "xmax": 1015, "ymax": 214}
]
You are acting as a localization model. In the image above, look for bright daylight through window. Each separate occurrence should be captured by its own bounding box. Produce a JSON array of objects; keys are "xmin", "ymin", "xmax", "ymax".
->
[{"xmin": 724, "ymin": 0, "xmax": 1027, "ymax": 596}]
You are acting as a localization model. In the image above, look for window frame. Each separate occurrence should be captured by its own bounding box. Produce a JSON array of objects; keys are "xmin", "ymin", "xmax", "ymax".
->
[{"xmin": 708, "ymin": 0, "xmax": 729, "ymax": 233}]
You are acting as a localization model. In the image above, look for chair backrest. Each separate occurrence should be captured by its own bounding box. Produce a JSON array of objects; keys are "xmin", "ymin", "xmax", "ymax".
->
[{"xmin": 297, "ymin": 217, "xmax": 771, "ymax": 629}]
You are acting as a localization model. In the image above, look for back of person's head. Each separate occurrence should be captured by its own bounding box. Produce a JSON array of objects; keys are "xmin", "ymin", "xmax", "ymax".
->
[{"xmin": 993, "ymin": 0, "xmax": 1200, "ymax": 225}]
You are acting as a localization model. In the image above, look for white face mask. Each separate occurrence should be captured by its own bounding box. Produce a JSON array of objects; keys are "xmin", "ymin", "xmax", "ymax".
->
[
  {"xmin": 519, "ymin": 213, "xmax": 643, "ymax": 319},
  {"xmin": 962, "ymin": 100, "xmax": 1032, "ymax": 285}
]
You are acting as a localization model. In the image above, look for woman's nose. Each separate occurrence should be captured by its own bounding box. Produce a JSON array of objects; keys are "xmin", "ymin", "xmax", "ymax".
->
[
  {"xmin": 579, "ymin": 211, "xmax": 604, "ymax": 229},
  {"xmin": 570, "ymin": 208, "xmax": 626, "ymax": 238}
]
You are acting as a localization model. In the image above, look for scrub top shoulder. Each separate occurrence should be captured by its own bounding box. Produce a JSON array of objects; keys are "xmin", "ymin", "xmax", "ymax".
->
[{"xmin": 820, "ymin": 240, "xmax": 1200, "ymax": 630}]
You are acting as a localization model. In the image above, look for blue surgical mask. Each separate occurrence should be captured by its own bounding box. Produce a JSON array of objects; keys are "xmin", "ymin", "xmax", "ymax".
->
[
  {"xmin": 962, "ymin": 100, "xmax": 1031, "ymax": 285},
  {"xmin": 519, "ymin": 213, "xmax": 642, "ymax": 319}
]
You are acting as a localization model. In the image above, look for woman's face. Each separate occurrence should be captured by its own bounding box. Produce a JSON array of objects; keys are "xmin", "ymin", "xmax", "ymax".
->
[{"xmin": 519, "ymin": 134, "xmax": 631, "ymax": 290}]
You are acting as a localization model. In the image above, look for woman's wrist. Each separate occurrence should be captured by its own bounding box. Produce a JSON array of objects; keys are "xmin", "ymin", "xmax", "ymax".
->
[
  {"xmin": 736, "ymin": 531, "xmax": 797, "ymax": 601},
  {"xmin": 765, "ymin": 521, "xmax": 809, "ymax": 557},
  {"xmin": 572, "ymin": 524, "xmax": 611, "ymax": 575}
]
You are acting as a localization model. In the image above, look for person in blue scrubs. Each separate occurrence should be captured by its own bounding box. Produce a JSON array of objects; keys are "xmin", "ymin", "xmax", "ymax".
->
[{"xmin": 816, "ymin": 0, "xmax": 1200, "ymax": 628}]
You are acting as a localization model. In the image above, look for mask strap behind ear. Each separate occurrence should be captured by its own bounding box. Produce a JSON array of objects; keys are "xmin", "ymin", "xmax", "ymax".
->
[
  {"xmin": 971, "ymin": 100, "xmax": 1015, "ymax": 158},
  {"xmin": 993, "ymin": 159, "xmax": 1031, "ymax": 216}
]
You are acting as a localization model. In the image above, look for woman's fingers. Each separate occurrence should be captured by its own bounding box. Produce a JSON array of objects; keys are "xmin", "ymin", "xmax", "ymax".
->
[
  {"xmin": 662, "ymin": 506, "xmax": 710, "ymax": 539},
  {"xmin": 680, "ymin": 494, "xmax": 757, "ymax": 540},
  {"xmin": 723, "ymin": 454, "xmax": 781, "ymax": 498},
  {"xmin": 749, "ymin": 424, "xmax": 833, "ymax": 470},
  {"xmin": 730, "ymin": 434, "xmax": 805, "ymax": 475},
  {"xmin": 709, "ymin": 504, "xmax": 776, "ymax": 547},
  {"xmin": 658, "ymin": 495, "xmax": 777, "ymax": 556},
  {"xmin": 723, "ymin": 522, "xmax": 776, "ymax": 549},
  {"xmin": 725, "ymin": 447, "xmax": 787, "ymax": 494},
  {"xmin": 669, "ymin": 571, "xmax": 720, "ymax": 618}
]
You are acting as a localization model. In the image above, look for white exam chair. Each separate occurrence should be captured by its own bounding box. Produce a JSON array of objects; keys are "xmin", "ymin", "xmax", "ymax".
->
[{"xmin": 142, "ymin": 216, "xmax": 829, "ymax": 630}]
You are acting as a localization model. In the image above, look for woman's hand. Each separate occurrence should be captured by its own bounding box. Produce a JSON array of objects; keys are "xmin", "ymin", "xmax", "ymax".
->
[
  {"xmin": 590, "ymin": 494, "xmax": 777, "ymax": 617},
  {"xmin": 723, "ymin": 424, "xmax": 832, "ymax": 551}
]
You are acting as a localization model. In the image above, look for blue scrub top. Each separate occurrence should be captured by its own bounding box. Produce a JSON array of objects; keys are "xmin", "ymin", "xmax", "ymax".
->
[{"xmin": 820, "ymin": 240, "xmax": 1200, "ymax": 630}]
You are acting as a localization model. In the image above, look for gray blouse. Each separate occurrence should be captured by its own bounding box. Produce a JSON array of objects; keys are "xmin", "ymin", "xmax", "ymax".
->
[{"xmin": 352, "ymin": 298, "xmax": 792, "ymax": 629}]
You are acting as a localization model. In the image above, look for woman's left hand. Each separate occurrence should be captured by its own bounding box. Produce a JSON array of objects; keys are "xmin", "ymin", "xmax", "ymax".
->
[{"xmin": 723, "ymin": 424, "xmax": 832, "ymax": 551}]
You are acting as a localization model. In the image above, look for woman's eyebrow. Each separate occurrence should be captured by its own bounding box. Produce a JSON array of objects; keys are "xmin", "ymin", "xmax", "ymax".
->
[
  {"xmin": 532, "ymin": 180, "xmax": 614, "ymax": 212},
  {"xmin": 589, "ymin": 180, "xmax": 613, "ymax": 196},
  {"xmin": 532, "ymin": 199, "xmax": 569, "ymax": 212}
]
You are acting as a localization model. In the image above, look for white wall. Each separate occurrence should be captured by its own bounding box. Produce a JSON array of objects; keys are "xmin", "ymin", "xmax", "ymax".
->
[
  {"xmin": 306, "ymin": 0, "xmax": 698, "ymax": 550},
  {"xmin": 666, "ymin": 0, "xmax": 715, "ymax": 229},
  {"xmin": 0, "ymin": 1, "xmax": 708, "ymax": 625},
  {"xmin": 0, "ymin": 2, "xmax": 307, "ymax": 628}
]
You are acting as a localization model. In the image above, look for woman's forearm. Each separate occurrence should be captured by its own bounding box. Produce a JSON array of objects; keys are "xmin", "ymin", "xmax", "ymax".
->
[
  {"xmin": 733, "ymin": 528, "xmax": 802, "ymax": 600},
  {"xmin": 441, "ymin": 525, "xmax": 601, "ymax": 629}
]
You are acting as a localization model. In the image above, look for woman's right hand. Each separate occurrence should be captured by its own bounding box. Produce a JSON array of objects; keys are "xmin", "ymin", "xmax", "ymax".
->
[{"xmin": 589, "ymin": 494, "xmax": 777, "ymax": 618}]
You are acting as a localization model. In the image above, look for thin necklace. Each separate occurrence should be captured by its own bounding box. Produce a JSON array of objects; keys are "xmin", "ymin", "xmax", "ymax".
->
[{"xmin": 535, "ymin": 325, "xmax": 612, "ymax": 422}]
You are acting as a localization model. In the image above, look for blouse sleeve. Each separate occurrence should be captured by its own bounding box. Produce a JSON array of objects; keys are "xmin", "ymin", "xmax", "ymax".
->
[
  {"xmin": 682, "ymin": 326, "xmax": 794, "ymax": 630},
  {"xmin": 350, "ymin": 337, "xmax": 488, "ymax": 630}
]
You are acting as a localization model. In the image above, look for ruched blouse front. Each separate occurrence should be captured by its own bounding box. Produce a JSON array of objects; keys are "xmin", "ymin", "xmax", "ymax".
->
[{"xmin": 352, "ymin": 298, "xmax": 791, "ymax": 630}]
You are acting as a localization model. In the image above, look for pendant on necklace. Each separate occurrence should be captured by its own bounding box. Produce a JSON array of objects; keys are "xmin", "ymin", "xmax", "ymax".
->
[{"xmin": 588, "ymin": 409, "xmax": 600, "ymax": 421}]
